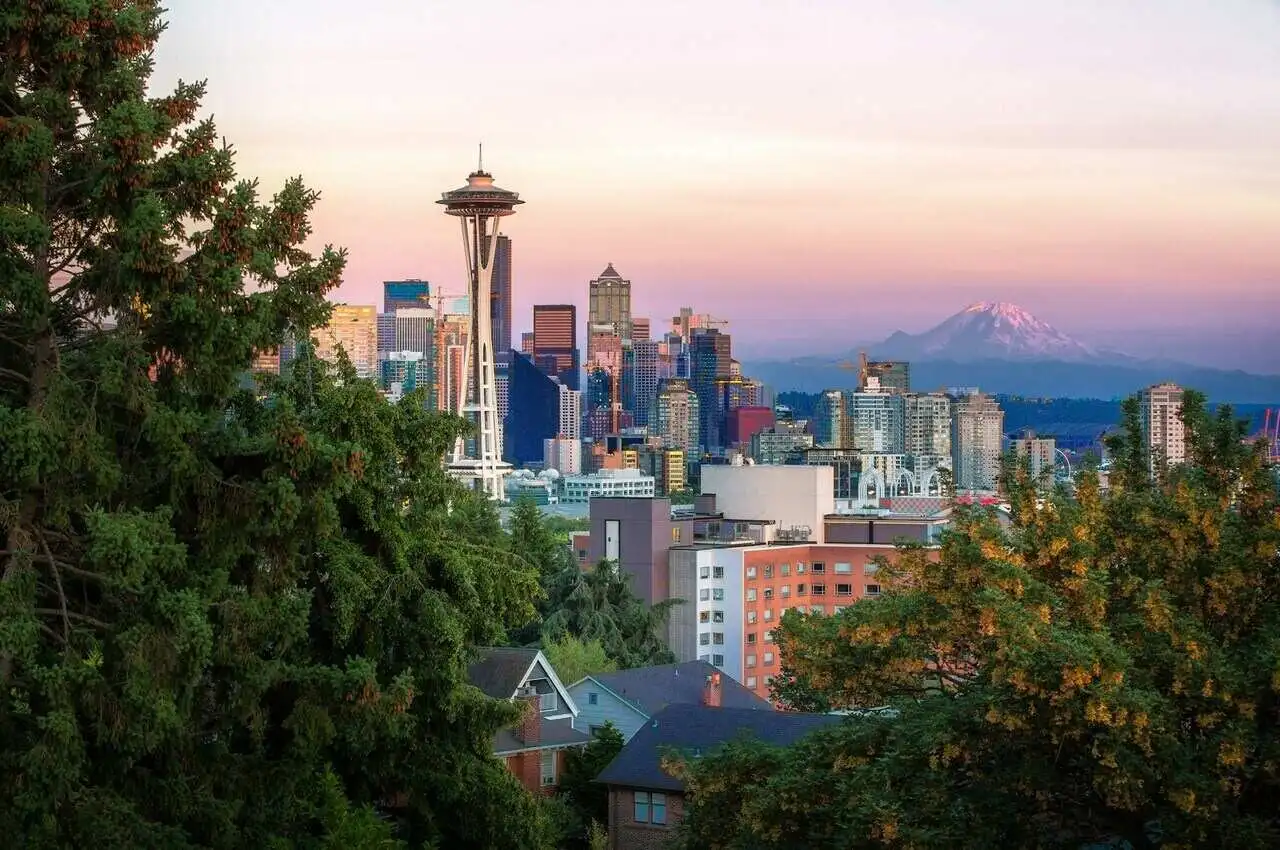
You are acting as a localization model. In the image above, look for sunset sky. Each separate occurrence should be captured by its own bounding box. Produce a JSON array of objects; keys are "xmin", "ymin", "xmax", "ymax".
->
[{"xmin": 153, "ymin": 1, "xmax": 1280, "ymax": 359}]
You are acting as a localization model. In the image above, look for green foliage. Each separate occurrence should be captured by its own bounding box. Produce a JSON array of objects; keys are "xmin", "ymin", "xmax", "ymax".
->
[
  {"xmin": 543, "ymin": 634, "xmax": 617, "ymax": 686},
  {"xmin": 542, "ymin": 559, "xmax": 677, "ymax": 670},
  {"xmin": 0, "ymin": 5, "xmax": 550, "ymax": 847},
  {"xmin": 675, "ymin": 392, "xmax": 1280, "ymax": 849},
  {"xmin": 668, "ymin": 489, "xmax": 698, "ymax": 505},
  {"xmin": 557, "ymin": 723, "xmax": 626, "ymax": 850}
]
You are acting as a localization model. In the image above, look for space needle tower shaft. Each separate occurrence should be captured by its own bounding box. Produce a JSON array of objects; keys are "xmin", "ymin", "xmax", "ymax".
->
[{"xmin": 437, "ymin": 150, "xmax": 523, "ymax": 501}]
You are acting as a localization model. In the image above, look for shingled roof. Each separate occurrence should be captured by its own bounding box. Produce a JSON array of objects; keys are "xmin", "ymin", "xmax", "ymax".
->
[
  {"xmin": 467, "ymin": 647, "xmax": 540, "ymax": 699},
  {"xmin": 595, "ymin": 702, "xmax": 841, "ymax": 792},
  {"xmin": 583, "ymin": 660, "xmax": 773, "ymax": 717}
]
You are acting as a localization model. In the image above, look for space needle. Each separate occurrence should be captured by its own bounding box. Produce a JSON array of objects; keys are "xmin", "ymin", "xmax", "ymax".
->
[{"xmin": 438, "ymin": 150, "xmax": 523, "ymax": 501}]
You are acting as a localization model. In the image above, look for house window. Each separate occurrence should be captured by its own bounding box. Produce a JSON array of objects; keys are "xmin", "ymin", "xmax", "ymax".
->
[
  {"xmin": 780, "ymin": 585, "xmax": 791, "ymax": 598},
  {"xmin": 699, "ymin": 610, "xmax": 710, "ymax": 623},
  {"xmin": 672, "ymin": 527, "xmax": 682, "ymax": 543},
  {"xmin": 541, "ymin": 750, "xmax": 556, "ymax": 786},
  {"xmin": 588, "ymin": 692, "xmax": 598, "ymax": 706},
  {"xmin": 713, "ymin": 566, "xmax": 725, "ymax": 579},
  {"xmin": 835, "ymin": 562, "xmax": 853, "ymax": 574},
  {"xmin": 764, "ymin": 651, "xmax": 775, "ymax": 664},
  {"xmin": 746, "ymin": 611, "xmax": 757, "ymax": 624},
  {"xmin": 540, "ymin": 691, "xmax": 558, "ymax": 712},
  {"xmin": 765, "ymin": 630, "xmax": 775, "ymax": 643},
  {"xmin": 812, "ymin": 562, "xmax": 825, "ymax": 574},
  {"xmin": 634, "ymin": 791, "xmax": 667, "ymax": 824},
  {"xmin": 865, "ymin": 562, "xmax": 879, "ymax": 576},
  {"xmin": 763, "ymin": 609, "xmax": 773, "ymax": 621},
  {"xmin": 836, "ymin": 583, "xmax": 853, "ymax": 597},
  {"xmin": 763, "ymin": 588, "xmax": 773, "ymax": 600},
  {"xmin": 866, "ymin": 584, "xmax": 882, "ymax": 596},
  {"xmin": 796, "ymin": 562, "xmax": 807, "ymax": 574},
  {"xmin": 713, "ymin": 610, "xmax": 724, "ymax": 623},
  {"xmin": 746, "ymin": 632, "xmax": 757, "ymax": 644},
  {"xmin": 699, "ymin": 633, "xmax": 710, "ymax": 645},
  {"xmin": 634, "ymin": 791, "xmax": 649, "ymax": 822},
  {"xmin": 746, "ymin": 566, "xmax": 757, "ymax": 579},
  {"xmin": 811, "ymin": 605, "xmax": 824, "ymax": 614},
  {"xmin": 699, "ymin": 566, "xmax": 710, "ymax": 579},
  {"xmin": 652, "ymin": 792, "xmax": 667, "ymax": 825}
]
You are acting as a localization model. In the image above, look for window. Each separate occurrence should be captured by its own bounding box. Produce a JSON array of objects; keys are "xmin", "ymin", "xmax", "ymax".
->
[
  {"xmin": 837, "ymin": 583, "xmax": 853, "ymax": 596},
  {"xmin": 747, "ymin": 611, "xmax": 757, "ymax": 624},
  {"xmin": 765, "ymin": 630, "xmax": 775, "ymax": 643},
  {"xmin": 712, "ymin": 588, "xmax": 725, "ymax": 601},
  {"xmin": 812, "ymin": 562, "xmax": 826, "ymax": 574},
  {"xmin": 635, "ymin": 792, "xmax": 666, "ymax": 825},
  {"xmin": 780, "ymin": 585, "xmax": 791, "ymax": 598},
  {"xmin": 712, "ymin": 610, "xmax": 724, "ymax": 623},
  {"xmin": 763, "ymin": 565, "xmax": 773, "ymax": 578},
  {"xmin": 540, "ymin": 691, "xmax": 558, "ymax": 712},
  {"xmin": 746, "ymin": 653, "xmax": 756, "ymax": 667},
  {"xmin": 672, "ymin": 527, "xmax": 682, "ymax": 543},
  {"xmin": 589, "ymin": 724, "xmax": 604, "ymax": 735},
  {"xmin": 699, "ymin": 588, "xmax": 709, "ymax": 601},
  {"xmin": 713, "ymin": 566, "xmax": 725, "ymax": 579},
  {"xmin": 746, "ymin": 588, "xmax": 757, "ymax": 602},
  {"xmin": 699, "ymin": 633, "xmax": 710, "ymax": 646},
  {"xmin": 541, "ymin": 750, "xmax": 556, "ymax": 786},
  {"xmin": 833, "ymin": 606, "xmax": 845, "ymax": 614},
  {"xmin": 812, "ymin": 583, "xmax": 827, "ymax": 596},
  {"xmin": 764, "ymin": 651, "xmax": 775, "ymax": 664},
  {"xmin": 713, "ymin": 632, "xmax": 725, "ymax": 645},
  {"xmin": 796, "ymin": 583, "xmax": 806, "ymax": 595},
  {"xmin": 764, "ymin": 608, "xmax": 773, "ymax": 621},
  {"xmin": 588, "ymin": 692, "xmax": 598, "ymax": 706},
  {"xmin": 746, "ymin": 565, "xmax": 757, "ymax": 579},
  {"xmin": 634, "ymin": 791, "xmax": 649, "ymax": 822},
  {"xmin": 712, "ymin": 654, "xmax": 724, "ymax": 667},
  {"xmin": 746, "ymin": 632, "xmax": 757, "ymax": 644},
  {"xmin": 865, "ymin": 562, "xmax": 879, "ymax": 576},
  {"xmin": 699, "ymin": 565, "xmax": 710, "ymax": 579},
  {"xmin": 835, "ymin": 562, "xmax": 853, "ymax": 574},
  {"xmin": 699, "ymin": 610, "xmax": 710, "ymax": 623},
  {"xmin": 866, "ymin": 584, "xmax": 882, "ymax": 596},
  {"xmin": 746, "ymin": 676, "xmax": 757, "ymax": 688},
  {"xmin": 780, "ymin": 563, "xmax": 791, "ymax": 576},
  {"xmin": 796, "ymin": 562, "xmax": 807, "ymax": 574},
  {"xmin": 763, "ymin": 588, "xmax": 773, "ymax": 600}
]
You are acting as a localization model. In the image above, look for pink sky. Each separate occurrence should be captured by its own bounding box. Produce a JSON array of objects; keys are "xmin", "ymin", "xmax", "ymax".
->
[{"xmin": 152, "ymin": 0, "xmax": 1280, "ymax": 352}]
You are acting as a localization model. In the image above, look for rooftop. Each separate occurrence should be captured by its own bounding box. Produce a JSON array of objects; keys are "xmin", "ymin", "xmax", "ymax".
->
[
  {"xmin": 467, "ymin": 647, "xmax": 540, "ymax": 700},
  {"xmin": 582, "ymin": 660, "xmax": 772, "ymax": 718}
]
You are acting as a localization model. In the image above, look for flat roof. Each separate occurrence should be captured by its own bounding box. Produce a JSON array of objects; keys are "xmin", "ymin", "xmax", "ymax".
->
[{"xmin": 824, "ymin": 513, "xmax": 947, "ymax": 523}]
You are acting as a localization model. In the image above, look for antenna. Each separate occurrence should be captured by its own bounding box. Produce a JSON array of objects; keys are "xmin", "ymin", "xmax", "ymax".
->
[{"xmin": 478, "ymin": 142, "xmax": 483, "ymax": 172}]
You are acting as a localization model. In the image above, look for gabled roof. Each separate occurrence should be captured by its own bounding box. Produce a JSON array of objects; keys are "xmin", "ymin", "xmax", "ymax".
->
[
  {"xmin": 571, "ymin": 661, "xmax": 773, "ymax": 717},
  {"xmin": 467, "ymin": 647, "xmax": 579, "ymax": 716},
  {"xmin": 595, "ymin": 703, "xmax": 841, "ymax": 792}
]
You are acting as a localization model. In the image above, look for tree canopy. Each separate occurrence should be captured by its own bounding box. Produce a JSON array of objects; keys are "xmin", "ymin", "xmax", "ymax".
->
[
  {"xmin": 674, "ymin": 393, "xmax": 1280, "ymax": 849},
  {"xmin": 1, "ymin": 4, "xmax": 555, "ymax": 846}
]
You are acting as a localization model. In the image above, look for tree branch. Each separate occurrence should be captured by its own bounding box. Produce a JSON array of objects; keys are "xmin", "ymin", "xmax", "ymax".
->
[
  {"xmin": 39, "ymin": 531, "xmax": 70, "ymax": 644},
  {"xmin": 33, "ymin": 608, "xmax": 108, "ymax": 630}
]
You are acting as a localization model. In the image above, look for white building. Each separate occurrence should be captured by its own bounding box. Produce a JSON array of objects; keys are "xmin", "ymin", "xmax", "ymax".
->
[
  {"xmin": 1140, "ymin": 382, "xmax": 1185, "ymax": 475},
  {"xmin": 667, "ymin": 546, "xmax": 747, "ymax": 680},
  {"xmin": 543, "ymin": 437, "xmax": 583, "ymax": 475},
  {"xmin": 700, "ymin": 464, "xmax": 835, "ymax": 543},
  {"xmin": 558, "ymin": 384, "xmax": 582, "ymax": 440},
  {"xmin": 560, "ymin": 468, "xmax": 655, "ymax": 503},
  {"xmin": 951, "ymin": 390, "xmax": 1005, "ymax": 492}
]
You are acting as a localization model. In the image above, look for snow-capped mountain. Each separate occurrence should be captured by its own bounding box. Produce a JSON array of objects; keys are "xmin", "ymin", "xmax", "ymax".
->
[{"xmin": 870, "ymin": 302, "xmax": 1100, "ymax": 363}]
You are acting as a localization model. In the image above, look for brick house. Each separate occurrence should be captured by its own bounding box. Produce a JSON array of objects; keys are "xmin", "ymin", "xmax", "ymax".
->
[
  {"xmin": 467, "ymin": 646, "xmax": 590, "ymax": 793},
  {"xmin": 595, "ymin": 675, "xmax": 839, "ymax": 849}
]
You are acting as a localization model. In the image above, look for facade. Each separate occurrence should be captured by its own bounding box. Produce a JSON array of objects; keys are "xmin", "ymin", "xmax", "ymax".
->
[
  {"xmin": 700, "ymin": 465, "xmax": 835, "ymax": 544},
  {"xmin": 376, "ymin": 313, "xmax": 396, "ymax": 353},
  {"xmin": 466, "ymin": 647, "xmax": 589, "ymax": 794},
  {"xmin": 584, "ymin": 496, "xmax": 682, "ymax": 603},
  {"xmin": 558, "ymin": 383, "xmax": 582, "ymax": 440},
  {"xmin": 1139, "ymin": 382, "xmax": 1186, "ymax": 475},
  {"xmin": 521, "ymin": 331, "xmax": 535, "ymax": 355},
  {"xmin": 505, "ymin": 352, "xmax": 563, "ymax": 468},
  {"xmin": 313, "ymin": 304, "xmax": 378, "ymax": 379},
  {"xmin": 905, "ymin": 392, "xmax": 952, "ymax": 457},
  {"xmin": 1012, "ymin": 433, "xmax": 1057, "ymax": 482},
  {"xmin": 847, "ymin": 391, "xmax": 906, "ymax": 454},
  {"xmin": 635, "ymin": 446, "xmax": 686, "ymax": 496},
  {"xmin": 588, "ymin": 263, "xmax": 632, "ymax": 342},
  {"xmin": 814, "ymin": 390, "xmax": 845, "ymax": 448},
  {"xmin": 379, "ymin": 350, "xmax": 423, "ymax": 397},
  {"xmin": 727, "ymin": 406, "xmax": 775, "ymax": 447},
  {"xmin": 532, "ymin": 303, "xmax": 579, "ymax": 390},
  {"xmin": 568, "ymin": 660, "xmax": 770, "ymax": 743},
  {"xmin": 393, "ymin": 307, "xmax": 434, "ymax": 354},
  {"xmin": 631, "ymin": 317, "xmax": 651, "ymax": 341},
  {"xmin": 383, "ymin": 279, "xmax": 431, "ymax": 313},
  {"xmin": 690, "ymin": 329, "xmax": 732, "ymax": 452},
  {"xmin": 951, "ymin": 390, "xmax": 1006, "ymax": 492},
  {"xmin": 631, "ymin": 339, "xmax": 660, "ymax": 428},
  {"xmin": 562, "ymin": 469, "xmax": 656, "ymax": 504},
  {"xmin": 653, "ymin": 378, "xmax": 700, "ymax": 456},
  {"xmin": 861, "ymin": 356, "xmax": 910, "ymax": 393},
  {"xmin": 596, "ymin": 702, "xmax": 839, "ymax": 849},
  {"xmin": 490, "ymin": 235, "xmax": 512, "ymax": 357},
  {"xmin": 543, "ymin": 437, "xmax": 583, "ymax": 475},
  {"xmin": 750, "ymin": 424, "xmax": 814, "ymax": 464}
]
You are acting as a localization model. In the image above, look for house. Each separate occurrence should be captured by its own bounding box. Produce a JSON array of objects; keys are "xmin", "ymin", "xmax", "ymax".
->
[
  {"xmin": 569, "ymin": 660, "xmax": 773, "ymax": 742},
  {"xmin": 595, "ymin": 701, "xmax": 841, "ymax": 849},
  {"xmin": 467, "ymin": 646, "xmax": 591, "ymax": 793}
]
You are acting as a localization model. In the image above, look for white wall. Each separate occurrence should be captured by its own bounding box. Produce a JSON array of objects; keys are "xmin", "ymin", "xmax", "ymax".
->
[{"xmin": 701, "ymin": 465, "xmax": 835, "ymax": 544}]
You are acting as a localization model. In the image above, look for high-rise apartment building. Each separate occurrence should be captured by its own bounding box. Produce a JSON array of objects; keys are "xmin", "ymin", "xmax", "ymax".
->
[
  {"xmin": 690, "ymin": 329, "xmax": 731, "ymax": 452},
  {"xmin": 1012, "ymin": 432, "xmax": 1057, "ymax": 483},
  {"xmin": 314, "ymin": 305, "xmax": 378, "ymax": 379},
  {"xmin": 632, "ymin": 339, "xmax": 661, "ymax": 428},
  {"xmin": 654, "ymin": 378, "xmax": 701, "ymax": 456},
  {"xmin": 532, "ymin": 304, "xmax": 579, "ymax": 390},
  {"xmin": 1139, "ymin": 382, "xmax": 1186, "ymax": 475},
  {"xmin": 393, "ymin": 307, "xmax": 434, "ymax": 354},
  {"xmin": 558, "ymin": 383, "xmax": 582, "ymax": 440},
  {"xmin": 814, "ymin": 390, "xmax": 845, "ymax": 449},
  {"xmin": 859, "ymin": 354, "xmax": 910, "ymax": 393},
  {"xmin": 847, "ymin": 392, "xmax": 906, "ymax": 454},
  {"xmin": 905, "ymin": 392, "xmax": 952, "ymax": 458},
  {"xmin": 588, "ymin": 263, "xmax": 632, "ymax": 342},
  {"xmin": 951, "ymin": 391, "xmax": 1005, "ymax": 492}
]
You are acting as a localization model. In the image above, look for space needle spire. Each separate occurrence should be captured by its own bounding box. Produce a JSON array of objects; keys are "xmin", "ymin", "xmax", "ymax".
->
[{"xmin": 437, "ymin": 155, "xmax": 523, "ymax": 501}]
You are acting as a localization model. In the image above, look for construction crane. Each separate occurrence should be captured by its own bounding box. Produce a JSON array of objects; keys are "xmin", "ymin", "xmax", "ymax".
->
[
  {"xmin": 430, "ymin": 288, "xmax": 457, "ymax": 414},
  {"xmin": 836, "ymin": 352, "xmax": 867, "ymax": 388}
]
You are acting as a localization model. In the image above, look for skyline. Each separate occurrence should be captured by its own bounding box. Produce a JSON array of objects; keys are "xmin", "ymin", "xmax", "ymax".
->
[{"xmin": 152, "ymin": 1, "xmax": 1280, "ymax": 358}]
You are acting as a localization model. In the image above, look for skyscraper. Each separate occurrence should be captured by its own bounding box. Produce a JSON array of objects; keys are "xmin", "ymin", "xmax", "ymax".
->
[
  {"xmin": 491, "ymin": 235, "xmax": 512, "ymax": 356},
  {"xmin": 1012, "ymin": 431, "xmax": 1057, "ymax": 482},
  {"xmin": 393, "ymin": 307, "xmax": 434, "ymax": 354},
  {"xmin": 532, "ymin": 304, "xmax": 579, "ymax": 390},
  {"xmin": 654, "ymin": 378, "xmax": 700, "ymax": 456},
  {"xmin": 313, "ymin": 305, "xmax": 378, "ymax": 379},
  {"xmin": 588, "ymin": 263, "xmax": 632, "ymax": 344},
  {"xmin": 815, "ymin": 390, "xmax": 845, "ymax": 448},
  {"xmin": 690, "ymin": 328, "xmax": 731, "ymax": 452},
  {"xmin": 847, "ymin": 391, "xmax": 906, "ymax": 454},
  {"xmin": 383, "ymin": 280, "xmax": 431, "ymax": 312},
  {"xmin": 905, "ymin": 392, "xmax": 952, "ymax": 458},
  {"xmin": 951, "ymin": 391, "xmax": 1005, "ymax": 492},
  {"xmin": 632, "ymin": 317, "xmax": 651, "ymax": 341},
  {"xmin": 632, "ymin": 339, "xmax": 660, "ymax": 427},
  {"xmin": 505, "ymin": 352, "xmax": 562, "ymax": 467},
  {"xmin": 859, "ymin": 353, "xmax": 910, "ymax": 393},
  {"xmin": 1139, "ymin": 382, "xmax": 1186, "ymax": 476}
]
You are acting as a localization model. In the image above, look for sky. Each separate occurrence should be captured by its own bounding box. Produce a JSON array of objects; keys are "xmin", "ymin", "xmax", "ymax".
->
[{"xmin": 152, "ymin": 1, "xmax": 1280, "ymax": 361}]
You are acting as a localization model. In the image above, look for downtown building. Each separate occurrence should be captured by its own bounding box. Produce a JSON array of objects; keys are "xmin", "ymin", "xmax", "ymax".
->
[
  {"xmin": 313, "ymin": 304, "xmax": 378, "ymax": 379},
  {"xmin": 951, "ymin": 390, "xmax": 1006, "ymax": 492},
  {"xmin": 1139, "ymin": 382, "xmax": 1186, "ymax": 476}
]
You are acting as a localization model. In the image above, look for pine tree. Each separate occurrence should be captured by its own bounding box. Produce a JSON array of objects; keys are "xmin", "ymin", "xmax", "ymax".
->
[{"xmin": 1, "ymin": 4, "xmax": 553, "ymax": 846}]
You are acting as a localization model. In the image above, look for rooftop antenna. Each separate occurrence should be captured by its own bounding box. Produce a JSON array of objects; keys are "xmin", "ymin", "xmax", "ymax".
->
[{"xmin": 478, "ymin": 142, "xmax": 483, "ymax": 172}]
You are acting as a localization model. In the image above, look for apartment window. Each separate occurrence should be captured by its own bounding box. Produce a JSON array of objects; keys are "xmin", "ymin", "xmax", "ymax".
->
[
  {"xmin": 746, "ymin": 653, "xmax": 756, "ymax": 667},
  {"xmin": 764, "ymin": 652, "xmax": 775, "ymax": 664},
  {"xmin": 588, "ymin": 692, "xmax": 598, "ymax": 706},
  {"xmin": 713, "ymin": 566, "xmax": 725, "ymax": 579},
  {"xmin": 796, "ymin": 562, "xmax": 807, "ymax": 574},
  {"xmin": 833, "ymin": 606, "xmax": 845, "ymax": 614},
  {"xmin": 699, "ymin": 589, "xmax": 709, "ymax": 601},
  {"xmin": 713, "ymin": 632, "xmax": 725, "ymax": 645},
  {"xmin": 764, "ymin": 609, "xmax": 773, "ymax": 621},
  {"xmin": 746, "ymin": 632, "xmax": 757, "ymax": 645},
  {"xmin": 796, "ymin": 583, "xmax": 806, "ymax": 595},
  {"xmin": 699, "ymin": 566, "xmax": 710, "ymax": 579},
  {"xmin": 866, "ymin": 584, "xmax": 882, "ymax": 596},
  {"xmin": 763, "ymin": 565, "xmax": 774, "ymax": 579},
  {"xmin": 865, "ymin": 562, "xmax": 879, "ymax": 576},
  {"xmin": 712, "ymin": 611, "xmax": 725, "ymax": 623},
  {"xmin": 699, "ymin": 633, "xmax": 710, "ymax": 646},
  {"xmin": 747, "ymin": 611, "xmax": 757, "ymax": 624},
  {"xmin": 699, "ymin": 611, "xmax": 710, "ymax": 623},
  {"xmin": 812, "ymin": 562, "xmax": 826, "ymax": 574},
  {"xmin": 812, "ymin": 583, "xmax": 827, "ymax": 596},
  {"xmin": 780, "ymin": 585, "xmax": 791, "ymax": 598},
  {"xmin": 672, "ymin": 527, "xmax": 682, "ymax": 543},
  {"xmin": 780, "ymin": 563, "xmax": 791, "ymax": 576},
  {"xmin": 763, "ymin": 588, "xmax": 773, "ymax": 600},
  {"xmin": 746, "ymin": 676, "xmax": 757, "ymax": 688},
  {"xmin": 712, "ymin": 654, "xmax": 724, "ymax": 667},
  {"xmin": 765, "ymin": 630, "xmax": 775, "ymax": 643},
  {"xmin": 746, "ymin": 565, "xmax": 757, "ymax": 579},
  {"xmin": 810, "ymin": 605, "xmax": 825, "ymax": 614},
  {"xmin": 712, "ymin": 588, "xmax": 725, "ymax": 601},
  {"xmin": 746, "ymin": 588, "xmax": 757, "ymax": 602},
  {"xmin": 835, "ymin": 562, "xmax": 853, "ymax": 574},
  {"xmin": 836, "ymin": 583, "xmax": 853, "ymax": 597},
  {"xmin": 541, "ymin": 750, "xmax": 556, "ymax": 786}
]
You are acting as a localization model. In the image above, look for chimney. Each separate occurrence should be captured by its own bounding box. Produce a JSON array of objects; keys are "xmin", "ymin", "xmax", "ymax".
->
[
  {"xmin": 517, "ymin": 685, "xmax": 542, "ymax": 747},
  {"xmin": 702, "ymin": 672, "xmax": 722, "ymax": 708}
]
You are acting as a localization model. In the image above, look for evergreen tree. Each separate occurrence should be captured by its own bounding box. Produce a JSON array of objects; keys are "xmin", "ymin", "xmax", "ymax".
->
[
  {"xmin": 672, "ymin": 393, "xmax": 1280, "ymax": 849},
  {"xmin": 0, "ymin": 4, "xmax": 552, "ymax": 846},
  {"xmin": 542, "ymin": 633, "xmax": 617, "ymax": 686},
  {"xmin": 542, "ymin": 559, "xmax": 677, "ymax": 669}
]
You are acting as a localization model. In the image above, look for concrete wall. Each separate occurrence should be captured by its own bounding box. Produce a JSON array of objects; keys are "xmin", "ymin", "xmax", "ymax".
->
[{"xmin": 700, "ymin": 465, "xmax": 835, "ymax": 543}]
